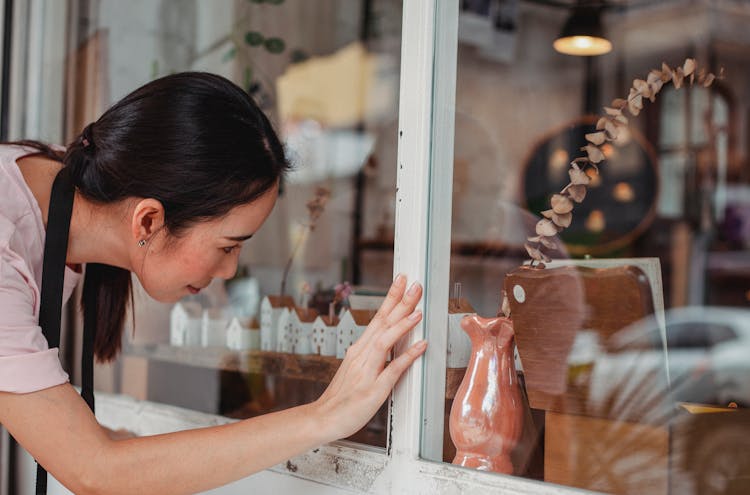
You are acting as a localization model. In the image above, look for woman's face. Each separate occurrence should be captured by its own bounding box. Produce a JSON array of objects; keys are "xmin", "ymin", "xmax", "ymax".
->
[{"xmin": 135, "ymin": 185, "xmax": 278, "ymax": 302}]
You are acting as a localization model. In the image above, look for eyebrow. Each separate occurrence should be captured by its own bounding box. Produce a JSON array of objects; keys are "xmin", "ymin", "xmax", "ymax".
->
[{"xmin": 225, "ymin": 234, "xmax": 254, "ymax": 242}]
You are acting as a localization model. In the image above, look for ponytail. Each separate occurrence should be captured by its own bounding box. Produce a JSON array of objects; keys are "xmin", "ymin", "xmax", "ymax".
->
[{"xmin": 82, "ymin": 263, "xmax": 132, "ymax": 362}]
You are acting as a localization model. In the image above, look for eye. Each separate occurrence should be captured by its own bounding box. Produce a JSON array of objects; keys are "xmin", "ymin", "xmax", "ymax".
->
[{"xmin": 222, "ymin": 245, "xmax": 239, "ymax": 254}]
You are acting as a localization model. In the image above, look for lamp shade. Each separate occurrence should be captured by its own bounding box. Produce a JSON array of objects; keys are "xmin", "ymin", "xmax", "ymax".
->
[{"xmin": 553, "ymin": 7, "xmax": 612, "ymax": 56}]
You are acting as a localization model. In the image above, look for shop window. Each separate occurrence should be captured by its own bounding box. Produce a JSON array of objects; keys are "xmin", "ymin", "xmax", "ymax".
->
[
  {"xmin": 15, "ymin": 1, "xmax": 750, "ymax": 493},
  {"xmin": 59, "ymin": 0, "xmax": 406, "ymax": 451}
]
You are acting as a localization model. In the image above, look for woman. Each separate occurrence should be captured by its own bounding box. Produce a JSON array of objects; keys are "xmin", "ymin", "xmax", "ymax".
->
[{"xmin": 0, "ymin": 72, "xmax": 426, "ymax": 494}]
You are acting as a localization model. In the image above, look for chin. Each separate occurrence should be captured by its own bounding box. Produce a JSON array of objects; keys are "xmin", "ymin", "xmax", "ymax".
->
[
  {"xmin": 141, "ymin": 286, "xmax": 184, "ymax": 304},
  {"xmin": 157, "ymin": 293, "xmax": 184, "ymax": 303}
]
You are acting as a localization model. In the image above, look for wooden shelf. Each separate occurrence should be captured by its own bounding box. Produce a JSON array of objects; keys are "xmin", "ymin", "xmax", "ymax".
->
[
  {"xmin": 127, "ymin": 343, "xmax": 469, "ymax": 397},
  {"xmin": 126, "ymin": 344, "xmax": 343, "ymax": 383}
]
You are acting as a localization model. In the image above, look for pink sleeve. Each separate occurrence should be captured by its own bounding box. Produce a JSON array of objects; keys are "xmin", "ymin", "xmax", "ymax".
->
[{"xmin": 0, "ymin": 248, "xmax": 69, "ymax": 393}]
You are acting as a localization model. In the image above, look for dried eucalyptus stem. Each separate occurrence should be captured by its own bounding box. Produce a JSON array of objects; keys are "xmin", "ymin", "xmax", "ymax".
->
[
  {"xmin": 499, "ymin": 59, "xmax": 723, "ymax": 318},
  {"xmin": 524, "ymin": 58, "xmax": 723, "ymax": 268},
  {"xmin": 280, "ymin": 186, "xmax": 331, "ymax": 296}
]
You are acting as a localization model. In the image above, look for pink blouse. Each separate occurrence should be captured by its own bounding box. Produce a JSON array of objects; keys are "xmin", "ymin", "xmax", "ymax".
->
[{"xmin": 0, "ymin": 145, "xmax": 80, "ymax": 393}]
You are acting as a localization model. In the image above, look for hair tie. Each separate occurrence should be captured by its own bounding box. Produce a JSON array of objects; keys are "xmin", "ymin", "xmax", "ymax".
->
[{"xmin": 80, "ymin": 123, "xmax": 95, "ymax": 148}]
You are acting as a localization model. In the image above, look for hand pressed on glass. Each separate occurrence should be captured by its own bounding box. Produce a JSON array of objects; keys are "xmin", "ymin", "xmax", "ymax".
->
[{"xmin": 312, "ymin": 274, "xmax": 426, "ymax": 440}]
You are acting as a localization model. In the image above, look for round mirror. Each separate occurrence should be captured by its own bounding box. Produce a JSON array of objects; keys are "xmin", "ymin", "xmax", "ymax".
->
[{"xmin": 522, "ymin": 116, "xmax": 658, "ymax": 255}]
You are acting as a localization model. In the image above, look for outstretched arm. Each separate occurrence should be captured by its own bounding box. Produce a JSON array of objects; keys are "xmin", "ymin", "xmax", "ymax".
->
[{"xmin": 0, "ymin": 275, "xmax": 424, "ymax": 495}]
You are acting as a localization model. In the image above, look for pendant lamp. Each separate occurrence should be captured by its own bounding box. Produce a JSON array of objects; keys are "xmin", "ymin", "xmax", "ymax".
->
[{"xmin": 553, "ymin": 4, "xmax": 612, "ymax": 56}]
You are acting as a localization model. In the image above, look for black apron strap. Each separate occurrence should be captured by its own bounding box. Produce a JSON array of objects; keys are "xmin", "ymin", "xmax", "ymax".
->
[
  {"xmin": 35, "ymin": 167, "xmax": 95, "ymax": 494},
  {"xmin": 38, "ymin": 167, "xmax": 74, "ymax": 349},
  {"xmin": 81, "ymin": 272, "xmax": 96, "ymax": 411}
]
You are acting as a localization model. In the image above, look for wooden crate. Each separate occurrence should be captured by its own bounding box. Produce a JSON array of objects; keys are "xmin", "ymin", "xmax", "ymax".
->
[{"xmin": 545, "ymin": 412, "xmax": 668, "ymax": 495}]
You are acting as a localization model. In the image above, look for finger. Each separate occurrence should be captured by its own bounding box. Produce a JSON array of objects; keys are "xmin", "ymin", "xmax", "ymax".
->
[
  {"xmin": 357, "ymin": 281, "xmax": 421, "ymax": 352},
  {"xmin": 383, "ymin": 282, "xmax": 422, "ymax": 328},
  {"xmin": 375, "ymin": 340, "xmax": 428, "ymax": 391},
  {"xmin": 364, "ymin": 309, "xmax": 422, "ymax": 374},
  {"xmin": 368, "ymin": 309, "xmax": 422, "ymax": 361},
  {"xmin": 356, "ymin": 275, "xmax": 408, "ymax": 349},
  {"xmin": 371, "ymin": 274, "xmax": 408, "ymax": 326}
]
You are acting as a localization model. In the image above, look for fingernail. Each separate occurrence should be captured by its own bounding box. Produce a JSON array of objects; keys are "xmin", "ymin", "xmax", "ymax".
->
[
  {"xmin": 408, "ymin": 310, "xmax": 422, "ymax": 321},
  {"xmin": 416, "ymin": 340, "xmax": 427, "ymax": 350},
  {"xmin": 407, "ymin": 282, "xmax": 420, "ymax": 296},
  {"xmin": 394, "ymin": 273, "xmax": 405, "ymax": 284}
]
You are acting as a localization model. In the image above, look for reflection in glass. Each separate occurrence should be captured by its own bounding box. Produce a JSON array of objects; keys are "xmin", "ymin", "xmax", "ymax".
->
[
  {"xmin": 424, "ymin": 2, "xmax": 750, "ymax": 494},
  {"xmin": 68, "ymin": 0, "xmax": 406, "ymax": 450}
]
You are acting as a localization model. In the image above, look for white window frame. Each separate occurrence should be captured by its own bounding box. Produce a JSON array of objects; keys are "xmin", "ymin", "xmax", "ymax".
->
[{"xmin": 9, "ymin": 1, "xmax": 593, "ymax": 493}]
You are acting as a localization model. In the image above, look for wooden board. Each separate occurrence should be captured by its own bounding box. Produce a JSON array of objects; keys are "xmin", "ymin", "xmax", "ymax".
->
[{"xmin": 505, "ymin": 263, "xmax": 656, "ymax": 413}]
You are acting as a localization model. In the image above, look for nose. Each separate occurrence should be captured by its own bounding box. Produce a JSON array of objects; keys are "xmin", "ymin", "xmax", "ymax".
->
[{"xmin": 214, "ymin": 252, "xmax": 239, "ymax": 280}]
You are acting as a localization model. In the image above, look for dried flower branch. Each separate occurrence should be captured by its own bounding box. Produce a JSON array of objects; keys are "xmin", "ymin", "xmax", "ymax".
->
[
  {"xmin": 333, "ymin": 281, "xmax": 353, "ymax": 304},
  {"xmin": 280, "ymin": 186, "xmax": 331, "ymax": 295},
  {"xmin": 524, "ymin": 58, "xmax": 722, "ymax": 268}
]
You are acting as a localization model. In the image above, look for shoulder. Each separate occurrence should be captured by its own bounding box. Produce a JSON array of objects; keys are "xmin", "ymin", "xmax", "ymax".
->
[
  {"xmin": 0, "ymin": 144, "xmax": 48, "ymax": 222},
  {"xmin": 0, "ymin": 221, "xmax": 69, "ymax": 394}
]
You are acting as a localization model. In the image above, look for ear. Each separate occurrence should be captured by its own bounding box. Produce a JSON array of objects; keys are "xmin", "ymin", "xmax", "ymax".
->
[{"xmin": 131, "ymin": 198, "xmax": 166, "ymax": 243}]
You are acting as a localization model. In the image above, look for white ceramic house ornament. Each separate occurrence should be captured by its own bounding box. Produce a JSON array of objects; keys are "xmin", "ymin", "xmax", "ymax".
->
[
  {"xmin": 291, "ymin": 307, "xmax": 319, "ymax": 354},
  {"xmin": 311, "ymin": 314, "xmax": 339, "ymax": 356},
  {"xmin": 260, "ymin": 295, "xmax": 294, "ymax": 351},
  {"xmin": 201, "ymin": 308, "xmax": 229, "ymax": 347},
  {"xmin": 336, "ymin": 309, "xmax": 376, "ymax": 359},
  {"xmin": 226, "ymin": 317, "xmax": 260, "ymax": 351},
  {"xmin": 447, "ymin": 297, "xmax": 476, "ymax": 368},
  {"xmin": 276, "ymin": 307, "xmax": 294, "ymax": 352},
  {"xmin": 170, "ymin": 301, "xmax": 202, "ymax": 347}
]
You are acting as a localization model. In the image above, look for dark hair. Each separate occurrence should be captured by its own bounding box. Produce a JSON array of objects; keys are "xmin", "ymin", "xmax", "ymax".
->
[{"xmin": 20, "ymin": 72, "xmax": 290, "ymax": 361}]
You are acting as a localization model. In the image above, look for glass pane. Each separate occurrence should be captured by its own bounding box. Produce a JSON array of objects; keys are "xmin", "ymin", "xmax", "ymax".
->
[
  {"xmin": 422, "ymin": 2, "xmax": 750, "ymax": 494},
  {"xmin": 660, "ymin": 87, "xmax": 687, "ymax": 149},
  {"xmin": 656, "ymin": 150, "xmax": 688, "ymax": 218},
  {"xmin": 71, "ymin": 0, "xmax": 403, "ymax": 449}
]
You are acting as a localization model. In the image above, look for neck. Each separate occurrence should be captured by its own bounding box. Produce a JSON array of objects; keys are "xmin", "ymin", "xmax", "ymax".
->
[{"xmin": 67, "ymin": 192, "xmax": 133, "ymax": 270}]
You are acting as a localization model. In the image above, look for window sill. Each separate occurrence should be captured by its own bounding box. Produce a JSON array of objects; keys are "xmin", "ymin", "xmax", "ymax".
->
[{"xmin": 94, "ymin": 392, "xmax": 388, "ymax": 493}]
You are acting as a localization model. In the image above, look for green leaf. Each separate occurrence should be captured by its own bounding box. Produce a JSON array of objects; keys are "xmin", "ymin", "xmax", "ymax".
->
[
  {"xmin": 222, "ymin": 47, "xmax": 237, "ymax": 63},
  {"xmin": 264, "ymin": 37, "xmax": 286, "ymax": 54},
  {"xmin": 244, "ymin": 31, "xmax": 265, "ymax": 46}
]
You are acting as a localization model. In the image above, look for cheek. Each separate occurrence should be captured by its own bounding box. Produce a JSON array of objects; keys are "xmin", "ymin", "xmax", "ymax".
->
[{"xmin": 169, "ymin": 243, "xmax": 221, "ymax": 278}]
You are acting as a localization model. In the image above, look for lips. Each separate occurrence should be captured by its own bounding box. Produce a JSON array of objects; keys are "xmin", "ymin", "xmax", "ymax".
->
[{"xmin": 187, "ymin": 285, "xmax": 202, "ymax": 294}]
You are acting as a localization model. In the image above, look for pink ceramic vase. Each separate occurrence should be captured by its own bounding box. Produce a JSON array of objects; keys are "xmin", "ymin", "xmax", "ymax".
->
[{"xmin": 449, "ymin": 315, "xmax": 523, "ymax": 474}]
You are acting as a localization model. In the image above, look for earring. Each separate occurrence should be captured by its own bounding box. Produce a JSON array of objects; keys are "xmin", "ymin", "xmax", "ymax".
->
[{"xmin": 138, "ymin": 239, "xmax": 147, "ymax": 247}]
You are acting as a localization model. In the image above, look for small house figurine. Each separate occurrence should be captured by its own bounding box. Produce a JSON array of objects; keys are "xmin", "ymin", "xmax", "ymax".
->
[
  {"xmin": 260, "ymin": 295, "xmax": 295, "ymax": 351},
  {"xmin": 291, "ymin": 307, "xmax": 319, "ymax": 354},
  {"xmin": 201, "ymin": 308, "xmax": 229, "ymax": 347},
  {"xmin": 170, "ymin": 301, "xmax": 202, "ymax": 347},
  {"xmin": 226, "ymin": 317, "xmax": 260, "ymax": 351},
  {"xmin": 312, "ymin": 314, "xmax": 339, "ymax": 356},
  {"xmin": 448, "ymin": 283, "xmax": 475, "ymax": 368},
  {"xmin": 337, "ymin": 309, "xmax": 376, "ymax": 359},
  {"xmin": 276, "ymin": 307, "xmax": 294, "ymax": 352}
]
